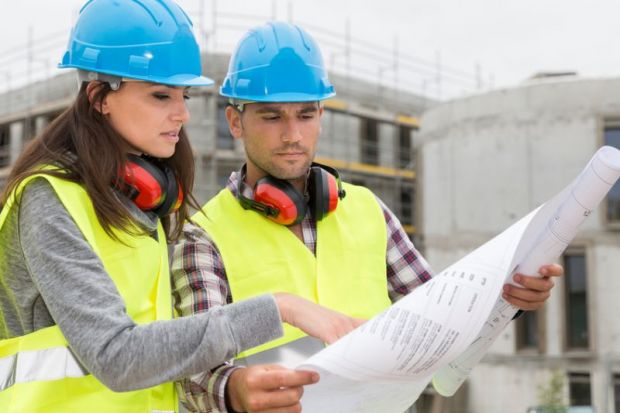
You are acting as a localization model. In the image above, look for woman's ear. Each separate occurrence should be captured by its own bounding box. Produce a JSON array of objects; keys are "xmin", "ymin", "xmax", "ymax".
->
[
  {"xmin": 225, "ymin": 105, "xmax": 243, "ymax": 139},
  {"xmin": 86, "ymin": 81, "xmax": 109, "ymax": 114}
]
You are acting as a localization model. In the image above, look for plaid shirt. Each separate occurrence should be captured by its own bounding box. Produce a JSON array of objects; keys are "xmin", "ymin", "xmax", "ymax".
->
[{"xmin": 171, "ymin": 171, "xmax": 434, "ymax": 412}]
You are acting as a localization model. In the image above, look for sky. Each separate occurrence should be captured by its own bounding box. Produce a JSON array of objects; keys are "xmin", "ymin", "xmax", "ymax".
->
[{"xmin": 1, "ymin": 0, "xmax": 620, "ymax": 100}]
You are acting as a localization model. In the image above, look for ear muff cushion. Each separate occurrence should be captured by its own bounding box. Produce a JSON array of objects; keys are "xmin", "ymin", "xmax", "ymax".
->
[
  {"xmin": 152, "ymin": 164, "xmax": 179, "ymax": 217},
  {"xmin": 254, "ymin": 176, "xmax": 306, "ymax": 226},
  {"xmin": 325, "ymin": 172, "xmax": 339, "ymax": 213},
  {"xmin": 124, "ymin": 155, "xmax": 167, "ymax": 210}
]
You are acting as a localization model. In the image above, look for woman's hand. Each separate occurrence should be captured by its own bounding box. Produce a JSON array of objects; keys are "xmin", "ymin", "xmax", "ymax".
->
[{"xmin": 273, "ymin": 292, "xmax": 366, "ymax": 344}]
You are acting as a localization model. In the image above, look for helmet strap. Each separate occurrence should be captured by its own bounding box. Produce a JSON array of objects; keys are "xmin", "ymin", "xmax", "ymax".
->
[
  {"xmin": 228, "ymin": 98, "xmax": 257, "ymax": 113},
  {"xmin": 77, "ymin": 70, "xmax": 122, "ymax": 91}
]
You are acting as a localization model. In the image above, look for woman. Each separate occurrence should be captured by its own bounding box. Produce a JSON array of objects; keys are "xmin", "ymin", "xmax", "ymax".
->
[{"xmin": 0, "ymin": 1, "xmax": 360, "ymax": 412}]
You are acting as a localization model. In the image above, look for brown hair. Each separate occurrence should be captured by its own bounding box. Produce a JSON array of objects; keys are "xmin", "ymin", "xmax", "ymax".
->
[{"xmin": 0, "ymin": 82, "xmax": 199, "ymax": 242}]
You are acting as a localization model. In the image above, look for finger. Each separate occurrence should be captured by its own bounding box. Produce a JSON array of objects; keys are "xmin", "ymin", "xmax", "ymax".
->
[
  {"xmin": 270, "ymin": 386, "xmax": 304, "ymax": 408},
  {"xmin": 503, "ymin": 293, "xmax": 543, "ymax": 311},
  {"xmin": 246, "ymin": 387, "xmax": 304, "ymax": 411},
  {"xmin": 538, "ymin": 263, "xmax": 564, "ymax": 277},
  {"xmin": 261, "ymin": 364, "xmax": 290, "ymax": 371},
  {"xmin": 504, "ymin": 284, "xmax": 550, "ymax": 303},
  {"xmin": 513, "ymin": 274, "xmax": 555, "ymax": 292},
  {"xmin": 321, "ymin": 331, "xmax": 340, "ymax": 344},
  {"xmin": 333, "ymin": 318, "xmax": 359, "ymax": 340},
  {"xmin": 341, "ymin": 316, "xmax": 366, "ymax": 333},
  {"xmin": 257, "ymin": 369, "xmax": 319, "ymax": 390},
  {"xmin": 258, "ymin": 404, "xmax": 303, "ymax": 413},
  {"xmin": 244, "ymin": 365, "xmax": 287, "ymax": 390}
]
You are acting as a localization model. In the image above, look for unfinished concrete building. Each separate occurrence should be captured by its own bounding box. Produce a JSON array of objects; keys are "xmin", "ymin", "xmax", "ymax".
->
[{"xmin": 0, "ymin": 51, "xmax": 431, "ymax": 238}]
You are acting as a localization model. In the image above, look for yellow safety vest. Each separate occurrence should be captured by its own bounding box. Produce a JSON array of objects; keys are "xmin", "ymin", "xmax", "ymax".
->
[
  {"xmin": 0, "ymin": 173, "xmax": 177, "ymax": 413},
  {"xmin": 193, "ymin": 182, "xmax": 392, "ymax": 359}
]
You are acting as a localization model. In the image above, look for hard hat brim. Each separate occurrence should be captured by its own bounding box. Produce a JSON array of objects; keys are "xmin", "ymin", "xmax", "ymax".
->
[
  {"xmin": 219, "ymin": 90, "xmax": 335, "ymax": 102},
  {"xmin": 59, "ymin": 63, "xmax": 214, "ymax": 87}
]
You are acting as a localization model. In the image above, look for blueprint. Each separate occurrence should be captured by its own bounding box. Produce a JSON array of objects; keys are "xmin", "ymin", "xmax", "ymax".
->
[{"xmin": 299, "ymin": 146, "xmax": 620, "ymax": 413}]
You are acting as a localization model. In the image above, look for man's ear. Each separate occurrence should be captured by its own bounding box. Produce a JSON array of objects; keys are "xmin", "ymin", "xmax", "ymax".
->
[
  {"xmin": 225, "ymin": 105, "xmax": 243, "ymax": 139},
  {"xmin": 86, "ymin": 81, "xmax": 109, "ymax": 114}
]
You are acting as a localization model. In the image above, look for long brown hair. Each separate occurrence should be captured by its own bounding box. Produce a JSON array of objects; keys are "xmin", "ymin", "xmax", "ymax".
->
[{"xmin": 0, "ymin": 82, "xmax": 199, "ymax": 242}]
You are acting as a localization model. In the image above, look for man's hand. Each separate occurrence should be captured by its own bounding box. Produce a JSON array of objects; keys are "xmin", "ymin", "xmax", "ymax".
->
[
  {"xmin": 503, "ymin": 263, "xmax": 564, "ymax": 310},
  {"xmin": 227, "ymin": 365, "xmax": 319, "ymax": 413},
  {"xmin": 274, "ymin": 292, "xmax": 366, "ymax": 344}
]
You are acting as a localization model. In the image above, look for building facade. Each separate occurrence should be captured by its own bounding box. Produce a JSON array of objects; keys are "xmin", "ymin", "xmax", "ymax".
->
[{"xmin": 419, "ymin": 75, "xmax": 620, "ymax": 413}]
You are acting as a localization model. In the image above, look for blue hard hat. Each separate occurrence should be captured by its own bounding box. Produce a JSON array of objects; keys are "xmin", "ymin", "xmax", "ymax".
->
[
  {"xmin": 220, "ymin": 21, "xmax": 335, "ymax": 102},
  {"xmin": 59, "ymin": 0, "xmax": 213, "ymax": 87}
]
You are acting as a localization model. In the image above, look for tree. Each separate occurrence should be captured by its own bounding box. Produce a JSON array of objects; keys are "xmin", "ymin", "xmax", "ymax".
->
[{"xmin": 536, "ymin": 370, "xmax": 568, "ymax": 413}]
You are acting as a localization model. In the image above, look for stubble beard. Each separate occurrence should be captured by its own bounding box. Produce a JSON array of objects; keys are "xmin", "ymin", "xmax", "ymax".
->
[{"xmin": 248, "ymin": 152, "xmax": 313, "ymax": 182}]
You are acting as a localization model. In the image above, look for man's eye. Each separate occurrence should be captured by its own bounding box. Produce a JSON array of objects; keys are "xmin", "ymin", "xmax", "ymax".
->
[
  {"xmin": 184, "ymin": 95, "xmax": 191, "ymax": 101},
  {"xmin": 153, "ymin": 93, "xmax": 169, "ymax": 100},
  {"xmin": 263, "ymin": 116, "xmax": 279, "ymax": 121}
]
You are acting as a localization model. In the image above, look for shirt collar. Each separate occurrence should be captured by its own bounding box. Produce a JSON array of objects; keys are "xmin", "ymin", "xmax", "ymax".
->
[{"xmin": 227, "ymin": 168, "xmax": 310, "ymax": 199}]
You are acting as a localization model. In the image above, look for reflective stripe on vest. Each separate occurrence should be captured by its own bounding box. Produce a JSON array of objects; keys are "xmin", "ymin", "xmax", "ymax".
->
[
  {"xmin": 194, "ymin": 182, "xmax": 392, "ymax": 360},
  {"xmin": 0, "ymin": 345, "xmax": 87, "ymax": 392},
  {"xmin": 0, "ymin": 172, "xmax": 177, "ymax": 413}
]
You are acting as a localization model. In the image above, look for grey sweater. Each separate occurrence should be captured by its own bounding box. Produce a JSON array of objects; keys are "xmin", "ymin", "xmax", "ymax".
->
[{"xmin": 0, "ymin": 178, "xmax": 283, "ymax": 391}]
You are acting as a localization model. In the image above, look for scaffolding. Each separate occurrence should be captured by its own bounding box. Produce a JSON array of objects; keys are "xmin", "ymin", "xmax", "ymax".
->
[
  {"xmin": 0, "ymin": 1, "xmax": 484, "ymax": 238},
  {"xmin": 0, "ymin": 0, "xmax": 485, "ymax": 100}
]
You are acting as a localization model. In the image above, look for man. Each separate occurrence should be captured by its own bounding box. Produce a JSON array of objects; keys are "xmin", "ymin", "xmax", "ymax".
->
[{"xmin": 172, "ymin": 21, "xmax": 562, "ymax": 413}]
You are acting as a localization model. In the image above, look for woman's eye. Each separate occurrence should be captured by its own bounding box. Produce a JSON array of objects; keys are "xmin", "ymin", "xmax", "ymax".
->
[
  {"xmin": 153, "ymin": 93, "xmax": 169, "ymax": 100},
  {"xmin": 184, "ymin": 95, "xmax": 191, "ymax": 101}
]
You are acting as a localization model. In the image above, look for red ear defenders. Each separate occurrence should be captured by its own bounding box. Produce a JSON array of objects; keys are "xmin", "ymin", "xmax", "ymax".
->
[
  {"xmin": 116, "ymin": 154, "xmax": 183, "ymax": 218},
  {"xmin": 237, "ymin": 162, "xmax": 346, "ymax": 226}
]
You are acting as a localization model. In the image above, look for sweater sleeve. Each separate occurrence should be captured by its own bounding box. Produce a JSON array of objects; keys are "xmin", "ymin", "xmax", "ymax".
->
[{"xmin": 17, "ymin": 179, "xmax": 283, "ymax": 391}]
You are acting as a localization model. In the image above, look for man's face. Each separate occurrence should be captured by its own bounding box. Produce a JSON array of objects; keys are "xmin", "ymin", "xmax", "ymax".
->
[{"xmin": 226, "ymin": 102, "xmax": 323, "ymax": 183}]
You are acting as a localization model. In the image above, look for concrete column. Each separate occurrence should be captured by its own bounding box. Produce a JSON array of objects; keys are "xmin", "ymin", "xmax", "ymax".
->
[
  {"xmin": 9, "ymin": 121, "xmax": 23, "ymax": 164},
  {"xmin": 35, "ymin": 115, "xmax": 50, "ymax": 135},
  {"xmin": 378, "ymin": 122, "xmax": 396, "ymax": 167},
  {"xmin": 185, "ymin": 93, "xmax": 213, "ymax": 155},
  {"xmin": 205, "ymin": 94, "xmax": 218, "ymax": 153}
]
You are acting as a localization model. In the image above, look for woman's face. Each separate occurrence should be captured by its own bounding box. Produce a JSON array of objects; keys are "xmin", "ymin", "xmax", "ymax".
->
[{"xmin": 100, "ymin": 81, "xmax": 190, "ymax": 158}]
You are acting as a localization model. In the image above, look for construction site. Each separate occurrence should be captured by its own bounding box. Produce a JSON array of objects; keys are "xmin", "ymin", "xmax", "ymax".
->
[
  {"xmin": 0, "ymin": 3, "xmax": 482, "ymax": 241},
  {"xmin": 1, "ymin": 2, "xmax": 619, "ymax": 413}
]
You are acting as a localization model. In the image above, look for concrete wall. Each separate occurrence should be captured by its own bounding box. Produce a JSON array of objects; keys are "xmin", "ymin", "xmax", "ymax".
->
[
  {"xmin": 419, "ymin": 76, "xmax": 620, "ymax": 412},
  {"xmin": 317, "ymin": 110, "xmax": 361, "ymax": 161}
]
